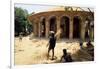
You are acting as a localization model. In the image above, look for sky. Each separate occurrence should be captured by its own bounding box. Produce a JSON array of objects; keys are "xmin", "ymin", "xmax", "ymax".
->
[
  {"xmin": 14, "ymin": 3, "xmax": 94, "ymax": 14},
  {"xmin": 14, "ymin": 4, "xmax": 59, "ymax": 14}
]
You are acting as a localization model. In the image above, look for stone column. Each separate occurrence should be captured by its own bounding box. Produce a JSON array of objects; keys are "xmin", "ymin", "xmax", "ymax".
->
[
  {"xmin": 91, "ymin": 26, "xmax": 94, "ymax": 41},
  {"xmin": 69, "ymin": 17, "xmax": 73, "ymax": 39},
  {"xmin": 80, "ymin": 18, "xmax": 86, "ymax": 41},
  {"xmin": 45, "ymin": 18, "xmax": 49, "ymax": 38},
  {"xmin": 33, "ymin": 23, "xmax": 36, "ymax": 36},
  {"xmin": 38, "ymin": 21, "xmax": 41, "ymax": 37},
  {"xmin": 33, "ymin": 22, "xmax": 38, "ymax": 37},
  {"xmin": 56, "ymin": 17, "xmax": 61, "ymax": 39}
]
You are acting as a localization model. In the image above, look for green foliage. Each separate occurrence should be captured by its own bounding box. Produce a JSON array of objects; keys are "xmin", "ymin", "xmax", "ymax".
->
[{"xmin": 15, "ymin": 7, "xmax": 32, "ymax": 36}]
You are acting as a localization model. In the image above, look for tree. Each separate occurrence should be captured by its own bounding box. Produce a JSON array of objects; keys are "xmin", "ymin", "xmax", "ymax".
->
[
  {"xmin": 64, "ymin": 6, "xmax": 73, "ymax": 11},
  {"xmin": 14, "ymin": 7, "xmax": 32, "ymax": 36}
]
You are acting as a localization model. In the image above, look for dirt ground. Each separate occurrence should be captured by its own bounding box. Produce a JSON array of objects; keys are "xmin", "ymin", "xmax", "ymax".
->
[{"xmin": 14, "ymin": 36, "xmax": 94, "ymax": 65}]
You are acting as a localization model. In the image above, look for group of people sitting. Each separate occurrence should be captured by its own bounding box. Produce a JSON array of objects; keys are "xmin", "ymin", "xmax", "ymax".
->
[{"xmin": 79, "ymin": 39, "xmax": 93, "ymax": 49}]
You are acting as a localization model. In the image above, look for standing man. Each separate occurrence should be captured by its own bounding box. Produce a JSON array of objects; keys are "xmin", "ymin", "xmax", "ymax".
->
[{"xmin": 47, "ymin": 31, "xmax": 56, "ymax": 60}]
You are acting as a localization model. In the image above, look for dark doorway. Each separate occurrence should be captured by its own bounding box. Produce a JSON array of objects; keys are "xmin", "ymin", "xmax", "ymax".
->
[
  {"xmin": 60, "ymin": 16, "xmax": 69, "ymax": 38},
  {"xmin": 85, "ymin": 25, "xmax": 90, "ymax": 40},
  {"xmin": 85, "ymin": 30, "xmax": 89, "ymax": 39},
  {"xmin": 41, "ymin": 18, "xmax": 46, "ymax": 37},
  {"xmin": 49, "ymin": 17, "xmax": 56, "ymax": 33},
  {"xmin": 73, "ymin": 16, "xmax": 81, "ymax": 38}
]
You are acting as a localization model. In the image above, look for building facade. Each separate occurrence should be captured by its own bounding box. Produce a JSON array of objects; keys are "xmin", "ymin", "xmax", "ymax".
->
[{"xmin": 28, "ymin": 10, "xmax": 94, "ymax": 40}]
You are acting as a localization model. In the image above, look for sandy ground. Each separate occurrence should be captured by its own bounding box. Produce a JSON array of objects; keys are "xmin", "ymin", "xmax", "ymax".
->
[{"xmin": 14, "ymin": 36, "xmax": 94, "ymax": 65}]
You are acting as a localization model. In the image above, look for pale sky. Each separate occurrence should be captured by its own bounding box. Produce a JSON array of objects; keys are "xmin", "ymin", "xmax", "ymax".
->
[
  {"xmin": 15, "ymin": 4, "xmax": 57, "ymax": 14},
  {"xmin": 14, "ymin": 3, "xmax": 94, "ymax": 14}
]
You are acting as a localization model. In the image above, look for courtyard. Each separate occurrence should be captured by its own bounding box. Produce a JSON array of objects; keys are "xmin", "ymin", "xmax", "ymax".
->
[{"xmin": 14, "ymin": 35, "xmax": 94, "ymax": 65}]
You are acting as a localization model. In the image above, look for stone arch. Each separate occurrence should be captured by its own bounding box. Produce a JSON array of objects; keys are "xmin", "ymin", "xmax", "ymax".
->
[
  {"xmin": 49, "ymin": 16, "xmax": 57, "ymax": 33},
  {"xmin": 60, "ymin": 16, "xmax": 70, "ymax": 38},
  {"xmin": 73, "ymin": 16, "xmax": 81, "ymax": 38}
]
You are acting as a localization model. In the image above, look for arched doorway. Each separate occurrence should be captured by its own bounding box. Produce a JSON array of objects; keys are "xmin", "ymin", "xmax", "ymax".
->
[
  {"xmin": 41, "ymin": 18, "xmax": 46, "ymax": 37},
  {"xmin": 60, "ymin": 16, "xmax": 69, "ymax": 38},
  {"xmin": 73, "ymin": 16, "xmax": 81, "ymax": 38},
  {"xmin": 85, "ymin": 30, "xmax": 89, "ymax": 39},
  {"xmin": 49, "ymin": 17, "xmax": 57, "ymax": 33}
]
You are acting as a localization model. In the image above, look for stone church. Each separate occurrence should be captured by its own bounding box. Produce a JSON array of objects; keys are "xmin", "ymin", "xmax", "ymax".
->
[{"xmin": 28, "ymin": 7, "xmax": 94, "ymax": 40}]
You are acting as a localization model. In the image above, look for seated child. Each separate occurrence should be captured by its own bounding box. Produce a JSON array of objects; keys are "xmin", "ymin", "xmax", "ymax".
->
[{"xmin": 60, "ymin": 49, "xmax": 73, "ymax": 62}]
